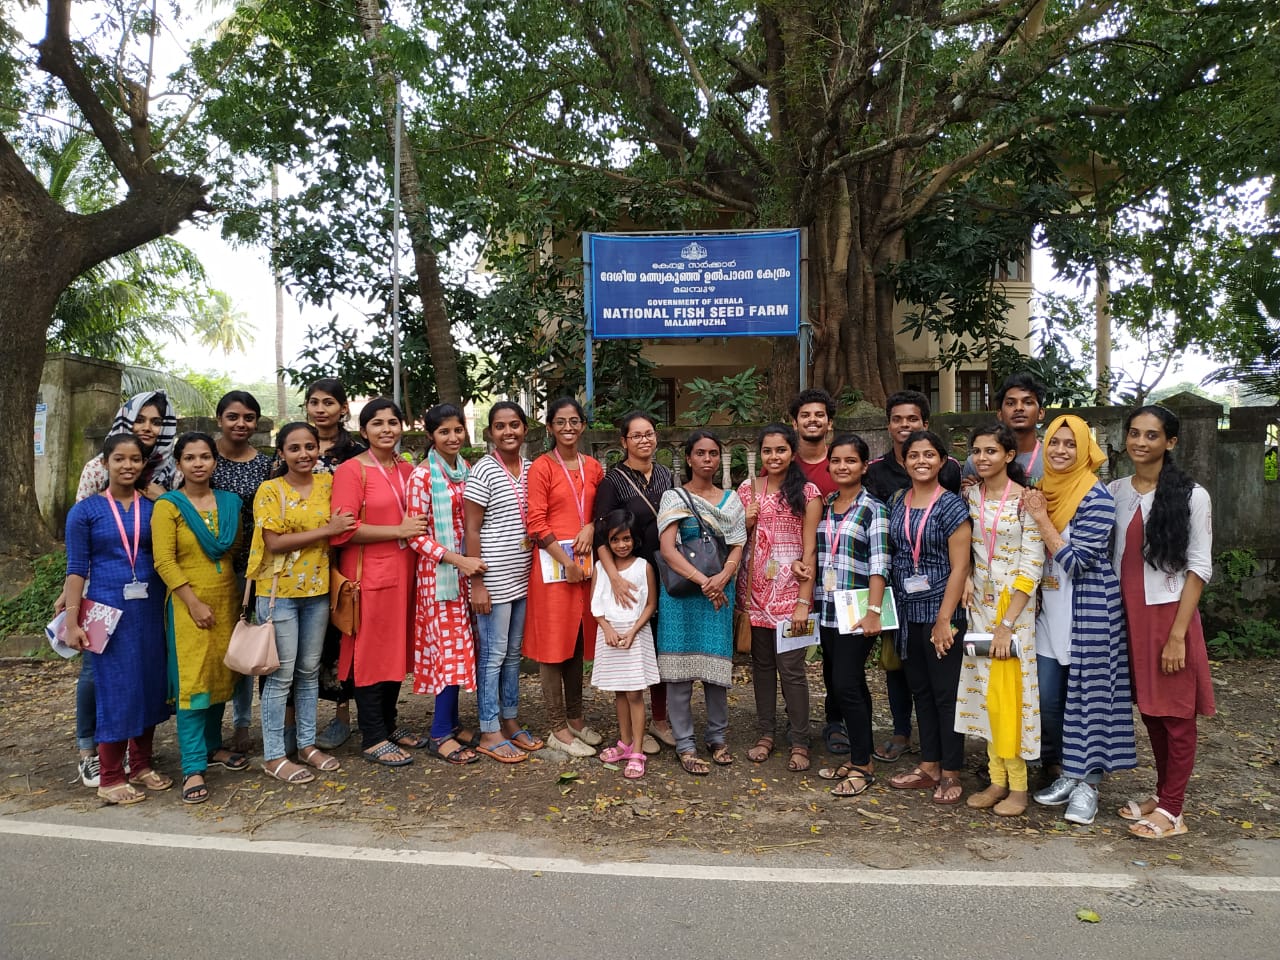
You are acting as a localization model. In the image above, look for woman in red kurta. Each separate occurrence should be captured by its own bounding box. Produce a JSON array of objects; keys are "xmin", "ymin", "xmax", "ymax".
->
[
  {"xmin": 331, "ymin": 398, "xmax": 427, "ymax": 767},
  {"xmin": 407, "ymin": 403, "xmax": 488, "ymax": 765},
  {"xmin": 525, "ymin": 397, "xmax": 604, "ymax": 757}
]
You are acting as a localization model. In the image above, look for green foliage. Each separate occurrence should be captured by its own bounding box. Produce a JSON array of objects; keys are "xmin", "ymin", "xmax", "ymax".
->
[
  {"xmin": 680, "ymin": 367, "xmax": 767, "ymax": 426},
  {"xmin": 0, "ymin": 553, "xmax": 66, "ymax": 637},
  {"xmin": 1201, "ymin": 549, "xmax": 1280, "ymax": 660}
]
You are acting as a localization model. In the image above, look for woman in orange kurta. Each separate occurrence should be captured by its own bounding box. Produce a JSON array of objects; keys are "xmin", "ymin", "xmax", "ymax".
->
[
  {"xmin": 525, "ymin": 397, "xmax": 604, "ymax": 757},
  {"xmin": 330, "ymin": 398, "xmax": 427, "ymax": 767}
]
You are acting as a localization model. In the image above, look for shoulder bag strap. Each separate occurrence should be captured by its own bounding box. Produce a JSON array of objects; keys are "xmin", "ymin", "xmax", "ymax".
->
[
  {"xmin": 616, "ymin": 468, "xmax": 658, "ymax": 518},
  {"xmin": 676, "ymin": 487, "xmax": 710, "ymax": 538}
]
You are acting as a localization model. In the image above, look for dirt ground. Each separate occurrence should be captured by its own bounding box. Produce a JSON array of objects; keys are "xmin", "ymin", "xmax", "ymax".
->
[{"xmin": 1, "ymin": 655, "xmax": 1276, "ymax": 873}]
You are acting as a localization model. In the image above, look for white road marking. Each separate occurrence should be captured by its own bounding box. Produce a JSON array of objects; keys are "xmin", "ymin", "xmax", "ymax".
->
[{"xmin": 1, "ymin": 817, "xmax": 1277, "ymax": 893}]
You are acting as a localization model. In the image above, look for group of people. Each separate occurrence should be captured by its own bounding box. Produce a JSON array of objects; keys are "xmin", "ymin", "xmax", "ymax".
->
[{"xmin": 60, "ymin": 374, "xmax": 1215, "ymax": 841}]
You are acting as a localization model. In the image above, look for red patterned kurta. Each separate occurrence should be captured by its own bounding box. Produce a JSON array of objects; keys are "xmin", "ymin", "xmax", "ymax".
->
[
  {"xmin": 524, "ymin": 451, "xmax": 604, "ymax": 663},
  {"xmin": 736, "ymin": 479, "xmax": 821, "ymax": 627},
  {"xmin": 406, "ymin": 459, "xmax": 475, "ymax": 695}
]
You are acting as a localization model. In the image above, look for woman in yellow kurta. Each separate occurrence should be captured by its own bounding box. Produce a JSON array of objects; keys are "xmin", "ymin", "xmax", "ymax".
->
[
  {"xmin": 153, "ymin": 433, "xmax": 246, "ymax": 804},
  {"xmin": 958, "ymin": 423, "xmax": 1045, "ymax": 817}
]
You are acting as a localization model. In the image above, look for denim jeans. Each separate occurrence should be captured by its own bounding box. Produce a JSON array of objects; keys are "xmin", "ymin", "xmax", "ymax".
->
[
  {"xmin": 1037, "ymin": 655, "xmax": 1068, "ymax": 770},
  {"xmin": 75, "ymin": 653, "xmax": 96, "ymax": 751},
  {"xmin": 231, "ymin": 673, "xmax": 254, "ymax": 730},
  {"xmin": 475, "ymin": 598, "xmax": 527, "ymax": 734},
  {"xmin": 258, "ymin": 594, "xmax": 328, "ymax": 760}
]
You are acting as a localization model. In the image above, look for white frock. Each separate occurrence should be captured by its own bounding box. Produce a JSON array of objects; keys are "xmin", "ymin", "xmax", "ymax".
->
[{"xmin": 589, "ymin": 558, "xmax": 660, "ymax": 692}]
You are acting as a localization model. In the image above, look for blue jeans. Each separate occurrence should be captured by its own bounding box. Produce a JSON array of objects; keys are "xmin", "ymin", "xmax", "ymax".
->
[
  {"xmin": 75, "ymin": 653, "xmax": 96, "ymax": 751},
  {"xmin": 258, "ymin": 594, "xmax": 327, "ymax": 760},
  {"xmin": 1037, "ymin": 655, "xmax": 1068, "ymax": 770},
  {"xmin": 231, "ymin": 673, "xmax": 254, "ymax": 730},
  {"xmin": 474, "ymin": 598, "xmax": 527, "ymax": 734}
]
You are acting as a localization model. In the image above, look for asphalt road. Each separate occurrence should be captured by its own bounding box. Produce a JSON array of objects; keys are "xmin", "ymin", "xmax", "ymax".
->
[{"xmin": 2, "ymin": 816, "xmax": 1276, "ymax": 960}]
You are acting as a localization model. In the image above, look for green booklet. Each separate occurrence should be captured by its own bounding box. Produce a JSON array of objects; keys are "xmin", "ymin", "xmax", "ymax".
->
[{"xmin": 833, "ymin": 587, "xmax": 899, "ymax": 634}]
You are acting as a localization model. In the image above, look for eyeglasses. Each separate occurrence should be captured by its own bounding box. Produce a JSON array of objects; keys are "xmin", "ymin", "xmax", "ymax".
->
[
  {"xmin": 626, "ymin": 432, "xmax": 656, "ymax": 441},
  {"xmin": 551, "ymin": 418, "xmax": 583, "ymax": 428}
]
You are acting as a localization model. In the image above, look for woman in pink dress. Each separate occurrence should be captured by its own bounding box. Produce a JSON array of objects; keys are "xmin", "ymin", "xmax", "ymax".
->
[
  {"xmin": 1109, "ymin": 405, "xmax": 1214, "ymax": 840},
  {"xmin": 406, "ymin": 403, "xmax": 487, "ymax": 765},
  {"xmin": 331, "ymin": 398, "xmax": 429, "ymax": 767}
]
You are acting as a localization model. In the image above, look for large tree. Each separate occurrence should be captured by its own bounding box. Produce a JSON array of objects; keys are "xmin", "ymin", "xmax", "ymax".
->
[
  {"xmin": 410, "ymin": 0, "xmax": 1278, "ymax": 409},
  {"xmin": 1, "ymin": 1, "xmax": 210, "ymax": 554}
]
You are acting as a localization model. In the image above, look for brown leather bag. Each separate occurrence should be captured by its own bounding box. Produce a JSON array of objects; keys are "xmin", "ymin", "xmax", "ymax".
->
[{"xmin": 329, "ymin": 463, "xmax": 367, "ymax": 636}]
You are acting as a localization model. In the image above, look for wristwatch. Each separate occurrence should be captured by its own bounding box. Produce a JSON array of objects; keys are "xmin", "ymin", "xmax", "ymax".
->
[
  {"xmin": 866, "ymin": 604, "xmax": 882, "ymax": 615},
  {"xmin": 1000, "ymin": 618, "xmax": 1015, "ymax": 629}
]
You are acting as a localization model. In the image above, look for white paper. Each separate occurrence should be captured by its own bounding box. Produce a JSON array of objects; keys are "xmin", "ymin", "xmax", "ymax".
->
[
  {"xmin": 833, "ymin": 586, "xmax": 899, "ymax": 634},
  {"xmin": 774, "ymin": 617, "xmax": 818, "ymax": 654},
  {"xmin": 962, "ymin": 631, "xmax": 1021, "ymax": 659}
]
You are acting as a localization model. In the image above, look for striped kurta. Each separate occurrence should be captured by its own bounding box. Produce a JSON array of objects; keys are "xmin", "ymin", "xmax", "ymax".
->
[{"xmin": 1045, "ymin": 483, "xmax": 1137, "ymax": 778}]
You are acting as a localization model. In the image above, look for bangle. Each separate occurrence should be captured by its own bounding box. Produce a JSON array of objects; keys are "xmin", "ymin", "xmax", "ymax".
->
[
  {"xmin": 724, "ymin": 559, "xmax": 739, "ymax": 568},
  {"xmin": 866, "ymin": 603, "xmax": 882, "ymax": 615},
  {"xmin": 794, "ymin": 598, "xmax": 811, "ymax": 607}
]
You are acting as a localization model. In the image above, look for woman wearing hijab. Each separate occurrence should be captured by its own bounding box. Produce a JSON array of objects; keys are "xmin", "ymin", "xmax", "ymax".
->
[
  {"xmin": 67, "ymin": 390, "xmax": 179, "ymax": 788},
  {"xmin": 1021, "ymin": 415, "xmax": 1137, "ymax": 826}
]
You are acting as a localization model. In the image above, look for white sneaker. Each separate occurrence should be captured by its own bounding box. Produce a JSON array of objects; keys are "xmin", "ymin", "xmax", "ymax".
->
[
  {"xmin": 1064, "ymin": 782, "xmax": 1099, "ymax": 825},
  {"xmin": 547, "ymin": 731, "xmax": 596, "ymax": 757},
  {"xmin": 78, "ymin": 754, "xmax": 100, "ymax": 788}
]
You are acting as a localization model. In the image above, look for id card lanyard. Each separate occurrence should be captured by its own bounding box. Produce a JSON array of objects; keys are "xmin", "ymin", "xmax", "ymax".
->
[
  {"xmin": 980, "ymin": 478, "xmax": 1013, "ymax": 602},
  {"xmin": 903, "ymin": 485, "xmax": 943, "ymax": 575},
  {"xmin": 491, "ymin": 453, "xmax": 531, "ymax": 550},
  {"xmin": 1026, "ymin": 440, "xmax": 1042, "ymax": 481},
  {"xmin": 551, "ymin": 447, "xmax": 586, "ymax": 526},
  {"xmin": 822, "ymin": 493, "xmax": 863, "ymax": 592},
  {"xmin": 367, "ymin": 452, "xmax": 408, "ymax": 548},
  {"xmin": 105, "ymin": 491, "xmax": 146, "ymax": 599}
]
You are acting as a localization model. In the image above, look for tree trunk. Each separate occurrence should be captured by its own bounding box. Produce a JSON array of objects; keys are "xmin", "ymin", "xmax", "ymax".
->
[
  {"xmin": 272, "ymin": 164, "xmax": 287, "ymax": 421},
  {"xmin": 354, "ymin": 0, "xmax": 463, "ymax": 407}
]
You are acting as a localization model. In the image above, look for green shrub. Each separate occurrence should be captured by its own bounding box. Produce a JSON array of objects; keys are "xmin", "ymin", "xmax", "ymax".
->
[
  {"xmin": 0, "ymin": 552, "xmax": 66, "ymax": 636},
  {"xmin": 1201, "ymin": 548, "xmax": 1280, "ymax": 659}
]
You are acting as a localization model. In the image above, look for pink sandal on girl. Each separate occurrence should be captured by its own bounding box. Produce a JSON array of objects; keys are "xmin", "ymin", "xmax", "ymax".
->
[
  {"xmin": 600, "ymin": 741, "xmax": 631, "ymax": 764},
  {"xmin": 623, "ymin": 753, "xmax": 647, "ymax": 780}
]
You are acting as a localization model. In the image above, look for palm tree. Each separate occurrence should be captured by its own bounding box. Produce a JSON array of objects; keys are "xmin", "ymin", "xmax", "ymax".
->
[{"xmin": 192, "ymin": 289, "xmax": 255, "ymax": 355}]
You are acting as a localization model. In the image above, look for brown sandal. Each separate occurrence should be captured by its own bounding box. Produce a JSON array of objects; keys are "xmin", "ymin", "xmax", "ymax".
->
[
  {"xmin": 679, "ymin": 751, "xmax": 711, "ymax": 776},
  {"xmin": 747, "ymin": 736, "xmax": 774, "ymax": 763},
  {"xmin": 787, "ymin": 746, "xmax": 811, "ymax": 772},
  {"xmin": 97, "ymin": 783, "xmax": 147, "ymax": 805},
  {"xmin": 127, "ymin": 768, "xmax": 173, "ymax": 791},
  {"xmin": 298, "ymin": 746, "xmax": 341, "ymax": 772},
  {"xmin": 708, "ymin": 743, "xmax": 734, "ymax": 766}
]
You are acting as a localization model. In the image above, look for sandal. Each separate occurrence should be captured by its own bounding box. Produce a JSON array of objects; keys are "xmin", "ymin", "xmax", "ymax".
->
[
  {"xmin": 475, "ymin": 740, "xmax": 528, "ymax": 764},
  {"xmin": 933, "ymin": 775, "xmax": 964, "ymax": 805},
  {"xmin": 97, "ymin": 782, "xmax": 147, "ymax": 805},
  {"xmin": 747, "ymin": 736, "xmax": 774, "ymax": 763},
  {"xmin": 262, "ymin": 756, "xmax": 315, "ymax": 784},
  {"xmin": 207, "ymin": 749, "xmax": 249, "ymax": 771},
  {"xmin": 889, "ymin": 766, "xmax": 940, "ymax": 790},
  {"xmin": 818, "ymin": 761, "xmax": 859, "ymax": 781},
  {"xmin": 428, "ymin": 735, "xmax": 480, "ymax": 765},
  {"xmin": 451, "ymin": 727, "xmax": 482, "ymax": 749},
  {"xmin": 361, "ymin": 741, "xmax": 414, "ymax": 767},
  {"xmin": 509, "ymin": 728, "xmax": 544, "ymax": 752},
  {"xmin": 298, "ymin": 746, "xmax": 341, "ymax": 772},
  {"xmin": 127, "ymin": 768, "xmax": 174, "ymax": 791},
  {"xmin": 787, "ymin": 746, "xmax": 811, "ymax": 772},
  {"xmin": 182, "ymin": 774, "xmax": 209, "ymax": 805},
  {"xmin": 1130, "ymin": 808, "xmax": 1188, "ymax": 840},
  {"xmin": 830, "ymin": 769, "xmax": 875, "ymax": 798},
  {"xmin": 873, "ymin": 739, "xmax": 910, "ymax": 762},
  {"xmin": 388, "ymin": 727, "xmax": 430, "ymax": 749},
  {"xmin": 623, "ymin": 753, "xmax": 647, "ymax": 780},
  {"xmin": 708, "ymin": 743, "xmax": 734, "ymax": 766},
  {"xmin": 822, "ymin": 722, "xmax": 851, "ymax": 755},
  {"xmin": 600, "ymin": 741, "xmax": 632, "ymax": 764},
  {"xmin": 678, "ymin": 751, "xmax": 710, "ymax": 776},
  {"xmin": 1118, "ymin": 794, "xmax": 1160, "ymax": 821}
]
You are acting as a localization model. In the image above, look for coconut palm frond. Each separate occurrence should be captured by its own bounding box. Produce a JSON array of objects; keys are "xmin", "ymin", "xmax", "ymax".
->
[{"xmin": 120, "ymin": 366, "xmax": 213, "ymax": 416}]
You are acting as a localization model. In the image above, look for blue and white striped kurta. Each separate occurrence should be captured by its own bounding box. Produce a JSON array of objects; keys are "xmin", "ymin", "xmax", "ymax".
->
[{"xmin": 1045, "ymin": 483, "xmax": 1137, "ymax": 777}]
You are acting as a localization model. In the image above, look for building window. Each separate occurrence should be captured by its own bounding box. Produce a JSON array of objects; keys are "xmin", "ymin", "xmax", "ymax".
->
[
  {"xmin": 995, "ymin": 245, "xmax": 1029, "ymax": 282},
  {"xmin": 956, "ymin": 372, "xmax": 990, "ymax": 412},
  {"xmin": 655, "ymin": 378, "xmax": 677, "ymax": 426},
  {"xmin": 902, "ymin": 373, "xmax": 940, "ymax": 414}
]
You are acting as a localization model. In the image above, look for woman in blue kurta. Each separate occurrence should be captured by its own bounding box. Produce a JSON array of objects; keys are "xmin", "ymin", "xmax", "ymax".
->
[
  {"xmin": 1022, "ymin": 415, "xmax": 1137, "ymax": 825},
  {"xmin": 63, "ymin": 433, "xmax": 171, "ymax": 805}
]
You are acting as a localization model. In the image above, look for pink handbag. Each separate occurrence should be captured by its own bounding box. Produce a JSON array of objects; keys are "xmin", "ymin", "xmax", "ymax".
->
[{"xmin": 224, "ymin": 575, "xmax": 280, "ymax": 676}]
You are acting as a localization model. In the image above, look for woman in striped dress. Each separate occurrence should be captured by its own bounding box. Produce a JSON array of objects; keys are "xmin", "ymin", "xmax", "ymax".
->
[{"xmin": 1023, "ymin": 415, "xmax": 1137, "ymax": 825}]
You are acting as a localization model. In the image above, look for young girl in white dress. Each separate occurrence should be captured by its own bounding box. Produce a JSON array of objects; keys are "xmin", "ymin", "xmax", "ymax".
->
[{"xmin": 591, "ymin": 509, "xmax": 659, "ymax": 779}]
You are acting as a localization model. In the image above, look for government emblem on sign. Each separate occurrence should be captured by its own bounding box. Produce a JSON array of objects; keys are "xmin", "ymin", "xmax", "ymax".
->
[{"xmin": 680, "ymin": 241, "xmax": 708, "ymax": 261}]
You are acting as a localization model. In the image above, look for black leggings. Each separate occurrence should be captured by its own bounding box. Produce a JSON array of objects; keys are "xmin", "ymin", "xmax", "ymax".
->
[
  {"xmin": 901, "ymin": 619, "xmax": 966, "ymax": 771},
  {"xmin": 354, "ymin": 680, "xmax": 403, "ymax": 750},
  {"xmin": 820, "ymin": 626, "xmax": 876, "ymax": 766}
]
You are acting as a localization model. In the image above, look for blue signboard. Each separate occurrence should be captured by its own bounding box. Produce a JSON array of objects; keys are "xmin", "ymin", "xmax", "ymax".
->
[{"xmin": 587, "ymin": 230, "xmax": 801, "ymax": 339}]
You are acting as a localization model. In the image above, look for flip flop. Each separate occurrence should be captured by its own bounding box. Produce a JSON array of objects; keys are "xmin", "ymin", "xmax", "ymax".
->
[
  {"xmin": 933, "ymin": 775, "xmax": 964, "ymax": 805},
  {"xmin": 361, "ymin": 741, "xmax": 413, "ymax": 767},
  {"xmin": 475, "ymin": 740, "xmax": 528, "ymax": 764},
  {"xmin": 182, "ymin": 774, "xmax": 209, "ymax": 805},
  {"xmin": 889, "ymin": 767, "xmax": 940, "ymax": 790},
  {"xmin": 207, "ymin": 749, "xmax": 249, "ymax": 771},
  {"xmin": 823, "ymin": 722, "xmax": 851, "ymax": 755},
  {"xmin": 389, "ymin": 727, "xmax": 430, "ymax": 749},
  {"xmin": 873, "ymin": 739, "xmax": 910, "ymax": 762},
  {"xmin": 509, "ymin": 729, "xmax": 545, "ymax": 752}
]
